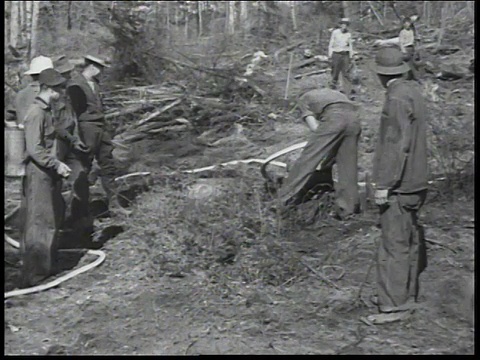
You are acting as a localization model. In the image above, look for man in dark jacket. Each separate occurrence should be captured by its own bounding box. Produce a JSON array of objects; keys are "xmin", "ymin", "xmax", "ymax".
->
[
  {"xmin": 67, "ymin": 55, "xmax": 131, "ymax": 216},
  {"xmin": 277, "ymin": 88, "xmax": 361, "ymax": 219},
  {"xmin": 53, "ymin": 55, "xmax": 92, "ymax": 239},
  {"xmin": 367, "ymin": 47, "xmax": 428, "ymax": 324},
  {"xmin": 21, "ymin": 68, "xmax": 70, "ymax": 287}
]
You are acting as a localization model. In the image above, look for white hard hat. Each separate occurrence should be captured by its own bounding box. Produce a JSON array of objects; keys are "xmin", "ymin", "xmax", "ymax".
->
[{"xmin": 24, "ymin": 56, "xmax": 54, "ymax": 75}]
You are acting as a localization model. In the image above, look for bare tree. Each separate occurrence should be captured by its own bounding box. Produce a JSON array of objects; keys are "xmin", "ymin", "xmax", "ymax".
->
[
  {"xmin": 10, "ymin": 0, "xmax": 20, "ymax": 48},
  {"xmin": 30, "ymin": 0, "xmax": 40, "ymax": 59},
  {"xmin": 197, "ymin": 1, "xmax": 203, "ymax": 37},
  {"xmin": 226, "ymin": 0, "xmax": 235, "ymax": 35}
]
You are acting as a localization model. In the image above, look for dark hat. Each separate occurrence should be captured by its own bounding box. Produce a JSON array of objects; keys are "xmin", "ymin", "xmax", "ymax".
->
[
  {"xmin": 84, "ymin": 55, "xmax": 110, "ymax": 68},
  {"xmin": 38, "ymin": 68, "xmax": 67, "ymax": 87},
  {"xmin": 54, "ymin": 56, "xmax": 75, "ymax": 74},
  {"xmin": 374, "ymin": 48, "xmax": 410, "ymax": 75}
]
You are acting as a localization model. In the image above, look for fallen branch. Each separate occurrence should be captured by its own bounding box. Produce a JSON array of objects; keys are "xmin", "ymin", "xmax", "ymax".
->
[
  {"xmin": 104, "ymin": 104, "xmax": 150, "ymax": 120},
  {"xmin": 425, "ymin": 238, "xmax": 458, "ymax": 254},
  {"xmin": 300, "ymin": 259, "xmax": 341, "ymax": 290},
  {"xmin": 294, "ymin": 69, "xmax": 328, "ymax": 79},
  {"xmin": 274, "ymin": 40, "xmax": 305, "ymax": 63},
  {"xmin": 136, "ymin": 99, "xmax": 183, "ymax": 126}
]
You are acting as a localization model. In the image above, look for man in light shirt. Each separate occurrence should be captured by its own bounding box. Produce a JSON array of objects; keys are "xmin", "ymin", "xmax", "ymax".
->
[
  {"xmin": 399, "ymin": 17, "xmax": 418, "ymax": 80},
  {"xmin": 328, "ymin": 18, "xmax": 354, "ymax": 98}
]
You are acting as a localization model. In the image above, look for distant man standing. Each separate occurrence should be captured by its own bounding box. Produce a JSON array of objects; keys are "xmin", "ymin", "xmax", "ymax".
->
[
  {"xmin": 53, "ymin": 56, "xmax": 92, "ymax": 238},
  {"xmin": 399, "ymin": 17, "xmax": 418, "ymax": 80},
  {"xmin": 367, "ymin": 48, "xmax": 428, "ymax": 324},
  {"xmin": 67, "ymin": 55, "xmax": 131, "ymax": 216},
  {"xmin": 21, "ymin": 68, "xmax": 71, "ymax": 287},
  {"xmin": 328, "ymin": 18, "xmax": 354, "ymax": 97},
  {"xmin": 277, "ymin": 88, "xmax": 361, "ymax": 219},
  {"xmin": 14, "ymin": 56, "xmax": 54, "ymax": 126}
]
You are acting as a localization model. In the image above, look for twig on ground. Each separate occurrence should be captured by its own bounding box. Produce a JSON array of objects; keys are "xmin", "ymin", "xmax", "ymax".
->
[
  {"xmin": 425, "ymin": 238, "xmax": 458, "ymax": 254},
  {"xmin": 300, "ymin": 259, "xmax": 341, "ymax": 290}
]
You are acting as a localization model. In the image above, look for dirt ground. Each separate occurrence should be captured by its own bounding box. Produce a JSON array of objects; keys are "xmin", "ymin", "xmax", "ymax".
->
[{"xmin": 4, "ymin": 70, "xmax": 474, "ymax": 354}]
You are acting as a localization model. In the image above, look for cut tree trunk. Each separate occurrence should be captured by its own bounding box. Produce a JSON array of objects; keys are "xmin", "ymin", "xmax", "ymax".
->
[{"xmin": 29, "ymin": 0, "xmax": 40, "ymax": 60}]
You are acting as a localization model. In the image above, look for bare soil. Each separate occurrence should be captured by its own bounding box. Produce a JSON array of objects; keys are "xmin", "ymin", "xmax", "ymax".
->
[{"xmin": 4, "ymin": 71, "xmax": 474, "ymax": 355}]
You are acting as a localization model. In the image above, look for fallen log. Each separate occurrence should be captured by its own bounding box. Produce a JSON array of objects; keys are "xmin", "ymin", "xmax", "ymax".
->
[
  {"xmin": 136, "ymin": 99, "xmax": 183, "ymax": 127},
  {"xmin": 294, "ymin": 69, "xmax": 328, "ymax": 79},
  {"xmin": 274, "ymin": 40, "xmax": 305, "ymax": 62},
  {"xmin": 104, "ymin": 104, "xmax": 150, "ymax": 120}
]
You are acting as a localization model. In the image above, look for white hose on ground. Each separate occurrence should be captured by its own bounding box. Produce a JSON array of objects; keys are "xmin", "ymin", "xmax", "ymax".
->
[
  {"xmin": 5, "ymin": 142, "xmax": 447, "ymax": 299},
  {"xmin": 4, "ymin": 207, "xmax": 106, "ymax": 300}
]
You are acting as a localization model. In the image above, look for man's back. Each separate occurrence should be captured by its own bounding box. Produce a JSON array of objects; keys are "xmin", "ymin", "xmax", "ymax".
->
[
  {"xmin": 15, "ymin": 82, "xmax": 41, "ymax": 125},
  {"xmin": 373, "ymin": 79, "xmax": 428, "ymax": 193}
]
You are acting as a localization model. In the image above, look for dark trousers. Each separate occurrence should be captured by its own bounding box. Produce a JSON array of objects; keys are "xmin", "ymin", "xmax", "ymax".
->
[
  {"xmin": 278, "ymin": 108, "xmax": 361, "ymax": 216},
  {"xmin": 331, "ymin": 52, "xmax": 352, "ymax": 94},
  {"xmin": 403, "ymin": 46, "xmax": 418, "ymax": 81},
  {"xmin": 21, "ymin": 162, "xmax": 64, "ymax": 287},
  {"xmin": 78, "ymin": 121, "xmax": 118, "ymax": 201},
  {"xmin": 377, "ymin": 190, "xmax": 427, "ymax": 312}
]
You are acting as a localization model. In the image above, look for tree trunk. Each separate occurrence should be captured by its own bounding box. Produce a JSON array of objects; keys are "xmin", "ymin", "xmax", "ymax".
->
[
  {"xmin": 226, "ymin": 0, "xmax": 235, "ymax": 35},
  {"xmin": 291, "ymin": 2, "xmax": 297, "ymax": 32},
  {"xmin": 10, "ymin": 0, "xmax": 20, "ymax": 48},
  {"xmin": 185, "ymin": 11, "xmax": 189, "ymax": 39},
  {"xmin": 240, "ymin": 0, "xmax": 248, "ymax": 34},
  {"xmin": 29, "ymin": 0, "xmax": 40, "ymax": 60},
  {"xmin": 197, "ymin": 1, "xmax": 203, "ymax": 37},
  {"xmin": 67, "ymin": 1, "xmax": 72, "ymax": 29},
  {"xmin": 342, "ymin": 0, "xmax": 352, "ymax": 19},
  {"xmin": 20, "ymin": 1, "xmax": 26, "ymax": 46},
  {"xmin": 5, "ymin": 1, "xmax": 11, "ymax": 47}
]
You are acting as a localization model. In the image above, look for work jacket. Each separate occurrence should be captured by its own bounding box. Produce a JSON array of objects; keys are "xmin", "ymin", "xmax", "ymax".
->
[
  {"xmin": 23, "ymin": 97, "xmax": 61, "ymax": 172},
  {"xmin": 298, "ymin": 88, "xmax": 357, "ymax": 121},
  {"xmin": 15, "ymin": 81, "xmax": 41, "ymax": 126},
  {"xmin": 67, "ymin": 73, "xmax": 105, "ymax": 123},
  {"xmin": 372, "ymin": 79, "xmax": 428, "ymax": 193}
]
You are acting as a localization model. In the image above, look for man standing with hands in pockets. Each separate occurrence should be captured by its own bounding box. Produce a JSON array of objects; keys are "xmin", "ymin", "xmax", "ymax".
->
[
  {"xmin": 367, "ymin": 47, "xmax": 429, "ymax": 324},
  {"xmin": 21, "ymin": 68, "xmax": 71, "ymax": 288},
  {"xmin": 328, "ymin": 17, "xmax": 354, "ymax": 98}
]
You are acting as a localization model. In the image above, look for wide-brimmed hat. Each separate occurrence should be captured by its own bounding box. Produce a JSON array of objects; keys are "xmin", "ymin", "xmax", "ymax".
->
[
  {"xmin": 24, "ymin": 56, "xmax": 54, "ymax": 75},
  {"xmin": 340, "ymin": 18, "xmax": 350, "ymax": 24},
  {"xmin": 38, "ymin": 68, "xmax": 67, "ymax": 87},
  {"xmin": 53, "ymin": 55, "xmax": 75, "ymax": 74},
  {"xmin": 374, "ymin": 48, "xmax": 410, "ymax": 75},
  {"xmin": 84, "ymin": 55, "xmax": 111, "ymax": 68}
]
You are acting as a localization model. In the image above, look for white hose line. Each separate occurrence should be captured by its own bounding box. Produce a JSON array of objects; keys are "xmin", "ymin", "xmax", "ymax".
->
[
  {"xmin": 4, "ymin": 211, "xmax": 106, "ymax": 300},
  {"xmin": 4, "ymin": 143, "xmax": 448, "ymax": 299}
]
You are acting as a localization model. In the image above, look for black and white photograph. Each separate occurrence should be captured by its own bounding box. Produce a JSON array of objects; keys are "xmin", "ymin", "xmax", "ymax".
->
[{"xmin": 4, "ymin": 0, "xmax": 474, "ymax": 355}]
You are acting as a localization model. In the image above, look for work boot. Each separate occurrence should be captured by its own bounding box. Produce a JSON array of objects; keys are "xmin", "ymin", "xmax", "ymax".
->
[{"xmin": 108, "ymin": 194, "xmax": 132, "ymax": 217}]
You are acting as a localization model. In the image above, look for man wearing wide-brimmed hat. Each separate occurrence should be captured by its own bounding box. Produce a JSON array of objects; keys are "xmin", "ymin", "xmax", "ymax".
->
[
  {"xmin": 53, "ymin": 55, "xmax": 92, "ymax": 240},
  {"xmin": 366, "ymin": 47, "xmax": 428, "ymax": 325},
  {"xmin": 328, "ymin": 18, "xmax": 354, "ymax": 97},
  {"xmin": 14, "ymin": 56, "xmax": 54, "ymax": 126},
  {"xmin": 21, "ymin": 68, "xmax": 72, "ymax": 287},
  {"xmin": 67, "ymin": 55, "xmax": 131, "ymax": 217}
]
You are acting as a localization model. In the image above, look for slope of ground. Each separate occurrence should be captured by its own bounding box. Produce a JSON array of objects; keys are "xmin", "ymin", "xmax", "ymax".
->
[{"xmin": 4, "ymin": 49, "xmax": 474, "ymax": 355}]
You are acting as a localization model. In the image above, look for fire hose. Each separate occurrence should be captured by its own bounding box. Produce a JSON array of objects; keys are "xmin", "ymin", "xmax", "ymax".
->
[
  {"xmin": 4, "ymin": 142, "xmax": 307, "ymax": 299},
  {"xmin": 6, "ymin": 141, "xmax": 449, "ymax": 299}
]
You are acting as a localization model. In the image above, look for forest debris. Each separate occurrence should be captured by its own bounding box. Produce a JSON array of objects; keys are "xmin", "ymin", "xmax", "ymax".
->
[
  {"xmin": 104, "ymin": 104, "xmax": 151, "ymax": 120},
  {"xmin": 273, "ymin": 40, "xmax": 305, "ymax": 63},
  {"xmin": 294, "ymin": 69, "xmax": 328, "ymax": 79},
  {"xmin": 136, "ymin": 99, "xmax": 182, "ymax": 126}
]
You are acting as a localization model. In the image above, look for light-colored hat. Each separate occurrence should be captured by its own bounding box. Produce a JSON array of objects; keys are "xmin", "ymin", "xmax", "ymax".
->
[
  {"xmin": 340, "ymin": 18, "xmax": 350, "ymax": 24},
  {"xmin": 24, "ymin": 56, "xmax": 54, "ymax": 75},
  {"xmin": 374, "ymin": 48, "xmax": 410, "ymax": 75},
  {"xmin": 84, "ymin": 55, "xmax": 110, "ymax": 68}
]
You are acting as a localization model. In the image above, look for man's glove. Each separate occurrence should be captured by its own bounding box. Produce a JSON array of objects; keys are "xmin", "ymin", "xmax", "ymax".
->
[
  {"xmin": 374, "ymin": 189, "xmax": 390, "ymax": 205},
  {"xmin": 73, "ymin": 141, "xmax": 90, "ymax": 153}
]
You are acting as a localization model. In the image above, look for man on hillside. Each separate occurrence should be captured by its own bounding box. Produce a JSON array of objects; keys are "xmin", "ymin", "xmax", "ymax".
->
[
  {"xmin": 277, "ymin": 88, "xmax": 362, "ymax": 220},
  {"xmin": 328, "ymin": 18, "xmax": 355, "ymax": 98},
  {"xmin": 367, "ymin": 47, "xmax": 428, "ymax": 324},
  {"xmin": 67, "ymin": 55, "xmax": 131, "ymax": 217},
  {"xmin": 21, "ymin": 68, "xmax": 71, "ymax": 287},
  {"xmin": 53, "ymin": 55, "xmax": 93, "ymax": 241}
]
